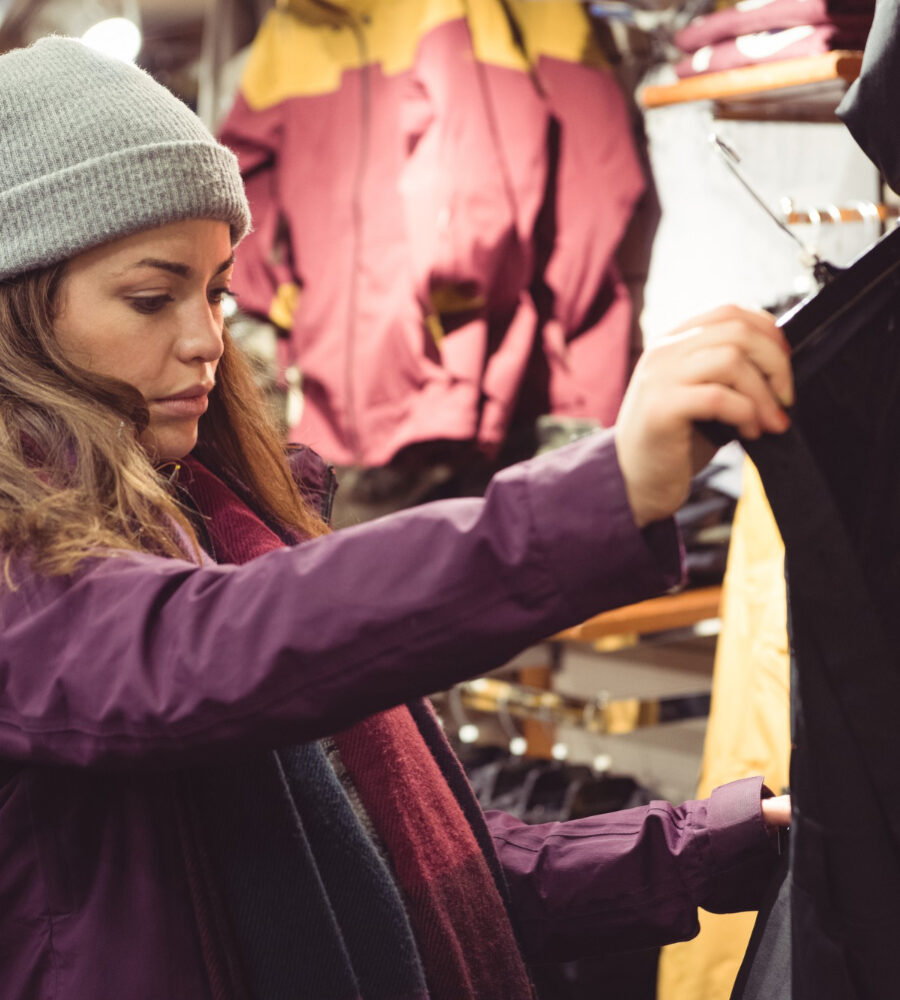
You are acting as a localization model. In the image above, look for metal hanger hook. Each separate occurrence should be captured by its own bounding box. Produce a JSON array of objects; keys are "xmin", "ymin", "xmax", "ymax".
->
[{"xmin": 708, "ymin": 132, "xmax": 837, "ymax": 284}]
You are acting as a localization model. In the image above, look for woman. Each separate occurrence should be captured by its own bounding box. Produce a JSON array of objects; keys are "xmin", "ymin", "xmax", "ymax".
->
[{"xmin": 0, "ymin": 37, "xmax": 792, "ymax": 1000}]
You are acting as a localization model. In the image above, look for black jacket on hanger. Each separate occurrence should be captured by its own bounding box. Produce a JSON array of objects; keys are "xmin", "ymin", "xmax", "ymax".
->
[
  {"xmin": 837, "ymin": 0, "xmax": 900, "ymax": 191},
  {"xmin": 730, "ymin": 224, "xmax": 900, "ymax": 1000}
]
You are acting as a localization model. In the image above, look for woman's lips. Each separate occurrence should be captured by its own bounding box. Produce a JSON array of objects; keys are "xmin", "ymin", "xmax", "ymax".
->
[{"xmin": 150, "ymin": 392, "xmax": 209, "ymax": 418}]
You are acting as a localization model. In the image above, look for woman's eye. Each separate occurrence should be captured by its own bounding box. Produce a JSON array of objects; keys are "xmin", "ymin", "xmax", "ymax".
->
[
  {"xmin": 128, "ymin": 295, "xmax": 173, "ymax": 315},
  {"xmin": 208, "ymin": 287, "xmax": 233, "ymax": 306}
]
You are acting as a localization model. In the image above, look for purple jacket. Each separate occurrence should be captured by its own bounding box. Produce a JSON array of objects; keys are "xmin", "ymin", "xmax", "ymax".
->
[{"xmin": 0, "ymin": 433, "xmax": 777, "ymax": 997}]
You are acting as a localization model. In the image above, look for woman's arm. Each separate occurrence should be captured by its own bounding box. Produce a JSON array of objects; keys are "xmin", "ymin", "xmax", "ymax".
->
[
  {"xmin": 0, "ymin": 431, "xmax": 679, "ymax": 769},
  {"xmin": 0, "ymin": 306, "xmax": 792, "ymax": 769},
  {"xmin": 486, "ymin": 776, "xmax": 780, "ymax": 961}
]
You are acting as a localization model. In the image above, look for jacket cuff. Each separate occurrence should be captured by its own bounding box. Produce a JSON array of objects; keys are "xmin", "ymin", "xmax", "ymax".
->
[
  {"xmin": 707, "ymin": 775, "xmax": 772, "ymax": 865},
  {"xmin": 700, "ymin": 775, "xmax": 781, "ymax": 913}
]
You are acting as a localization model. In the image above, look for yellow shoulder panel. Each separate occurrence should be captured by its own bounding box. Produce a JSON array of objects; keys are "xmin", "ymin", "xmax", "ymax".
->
[
  {"xmin": 505, "ymin": 0, "xmax": 608, "ymax": 70},
  {"xmin": 463, "ymin": 0, "xmax": 608, "ymax": 72},
  {"xmin": 241, "ymin": 0, "xmax": 605, "ymax": 110},
  {"xmin": 242, "ymin": 0, "xmax": 465, "ymax": 108},
  {"xmin": 465, "ymin": 0, "xmax": 530, "ymax": 72},
  {"xmin": 241, "ymin": 8, "xmax": 349, "ymax": 108}
]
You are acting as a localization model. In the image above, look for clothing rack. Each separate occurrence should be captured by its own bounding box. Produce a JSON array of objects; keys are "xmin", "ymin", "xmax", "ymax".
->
[
  {"xmin": 783, "ymin": 200, "xmax": 900, "ymax": 226},
  {"xmin": 449, "ymin": 676, "xmax": 711, "ymax": 738}
]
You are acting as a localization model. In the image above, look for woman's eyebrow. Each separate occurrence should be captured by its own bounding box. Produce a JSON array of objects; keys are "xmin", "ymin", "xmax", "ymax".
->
[{"xmin": 122, "ymin": 254, "xmax": 235, "ymax": 278}]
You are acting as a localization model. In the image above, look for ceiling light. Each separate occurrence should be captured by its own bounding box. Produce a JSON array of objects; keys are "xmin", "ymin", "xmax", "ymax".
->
[{"xmin": 81, "ymin": 17, "xmax": 141, "ymax": 63}]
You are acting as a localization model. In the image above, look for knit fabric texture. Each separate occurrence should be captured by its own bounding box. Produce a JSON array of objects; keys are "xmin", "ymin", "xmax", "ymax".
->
[
  {"xmin": 180, "ymin": 456, "xmax": 428, "ymax": 1000},
  {"xmin": 180, "ymin": 455, "xmax": 535, "ymax": 999},
  {"xmin": 0, "ymin": 36, "xmax": 250, "ymax": 280}
]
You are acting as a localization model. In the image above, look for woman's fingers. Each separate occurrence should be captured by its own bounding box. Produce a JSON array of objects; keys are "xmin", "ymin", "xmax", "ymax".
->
[
  {"xmin": 670, "ymin": 383, "xmax": 764, "ymax": 440},
  {"xmin": 667, "ymin": 316, "xmax": 795, "ymax": 411},
  {"xmin": 678, "ymin": 343, "xmax": 792, "ymax": 437},
  {"xmin": 614, "ymin": 305, "xmax": 794, "ymax": 528},
  {"xmin": 667, "ymin": 304, "xmax": 789, "ymax": 348}
]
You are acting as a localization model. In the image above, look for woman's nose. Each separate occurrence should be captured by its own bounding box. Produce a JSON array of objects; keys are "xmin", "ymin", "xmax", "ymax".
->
[{"xmin": 177, "ymin": 302, "xmax": 225, "ymax": 364}]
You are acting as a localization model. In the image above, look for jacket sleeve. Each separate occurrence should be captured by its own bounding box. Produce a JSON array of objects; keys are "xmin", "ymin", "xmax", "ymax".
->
[
  {"xmin": 486, "ymin": 775, "xmax": 780, "ymax": 961},
  {"xmin": 218, "ymin": 33, "xmax": 298, "ymax": 328},
  {"xmin": 0, "ymin": 432, "xmax": 681, "ymax": 770}
]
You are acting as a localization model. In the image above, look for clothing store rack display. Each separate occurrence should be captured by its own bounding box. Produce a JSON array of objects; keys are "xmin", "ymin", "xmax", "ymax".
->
[
  {"xmin": 435, "ymin": 583, "xmax": 718, "ymax": 769},
  {"xmin": 432, "ymin": 579, "xmax": 719, "ymax": 776},
  {"xmin": 554, "ymin": 585, "xmax": 722, "ymax": 644},
  {"xmin": 782, "ymin": 200, "xmax": 900, "ymax": 226},
  {"xmin": 451, "ymin": 676, "xmax": 711, "ymax": 740},
  {"xmin": 671, "ymin": 0, "xmax": 873, "ymax": 80},
  {"xmin": 641, "ymin": 50, "xmax": 863, "ymax": 120}
]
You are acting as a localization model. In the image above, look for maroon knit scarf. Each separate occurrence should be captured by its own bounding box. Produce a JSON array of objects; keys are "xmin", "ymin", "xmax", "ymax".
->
[{"xmin": 183, "ymin": 457, "xmax": 534, "ymax": 1000}]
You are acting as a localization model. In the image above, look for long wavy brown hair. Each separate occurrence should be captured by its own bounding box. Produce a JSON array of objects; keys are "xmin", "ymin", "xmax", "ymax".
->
[{"xmin": 0, "ymin": 262, "xmax": 327, "ymax": 580}]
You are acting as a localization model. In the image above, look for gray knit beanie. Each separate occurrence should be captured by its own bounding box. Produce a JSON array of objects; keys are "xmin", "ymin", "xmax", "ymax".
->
[{"xmin": 0, "ymin": 36, "xmax": 251, "ymax": 281}]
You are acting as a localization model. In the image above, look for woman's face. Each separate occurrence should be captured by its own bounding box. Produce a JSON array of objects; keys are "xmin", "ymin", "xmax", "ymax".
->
[{"xmin": 55, "ymin": 219, "xmax": 234, "ymax": 461}]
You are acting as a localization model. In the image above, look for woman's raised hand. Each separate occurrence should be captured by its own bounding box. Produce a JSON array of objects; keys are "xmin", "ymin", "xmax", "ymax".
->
[{"xmin": 614, "ymin": 306, "xmax": 794, "ymax": 528}]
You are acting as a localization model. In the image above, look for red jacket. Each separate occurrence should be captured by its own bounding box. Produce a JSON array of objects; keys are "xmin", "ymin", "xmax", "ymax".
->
[{"xmin": 221, "ymin": 0, "xmax": 645, "ymax": 465}]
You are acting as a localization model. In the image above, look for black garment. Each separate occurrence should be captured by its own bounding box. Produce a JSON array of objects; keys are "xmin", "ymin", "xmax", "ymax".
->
[
  {"xmin": 732, "ymin": 229, "xmax": 900, "ymax": 999},
  {"xmin": 837, "ymin": 0, "xmax": 900, "ymax": 190},
  {"xmin": 731, "ymin": 855, "xmax": 791, "ymax": 1000}
]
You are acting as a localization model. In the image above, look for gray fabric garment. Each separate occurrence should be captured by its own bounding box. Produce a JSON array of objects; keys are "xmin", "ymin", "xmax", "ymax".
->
[{"xmin": 0, "ymin": 36, "xmax": 250, "ymax": 280}]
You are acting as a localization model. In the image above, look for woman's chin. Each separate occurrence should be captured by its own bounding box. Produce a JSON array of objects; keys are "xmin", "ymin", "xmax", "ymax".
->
[{"xmin": 139, "ymin": 421, "xmax": 199, "ymax": 463}]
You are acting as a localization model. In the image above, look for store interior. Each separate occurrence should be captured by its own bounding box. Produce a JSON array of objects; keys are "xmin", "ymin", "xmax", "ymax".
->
[{"xmin": 1, "ymin": 1, "xmax": 892, "ymax": 997}]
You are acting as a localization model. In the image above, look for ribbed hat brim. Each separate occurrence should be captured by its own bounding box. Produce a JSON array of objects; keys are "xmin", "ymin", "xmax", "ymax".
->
[{"xmin": 0, "ymin": 140, "xmax": 250, "ymax": 280}]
